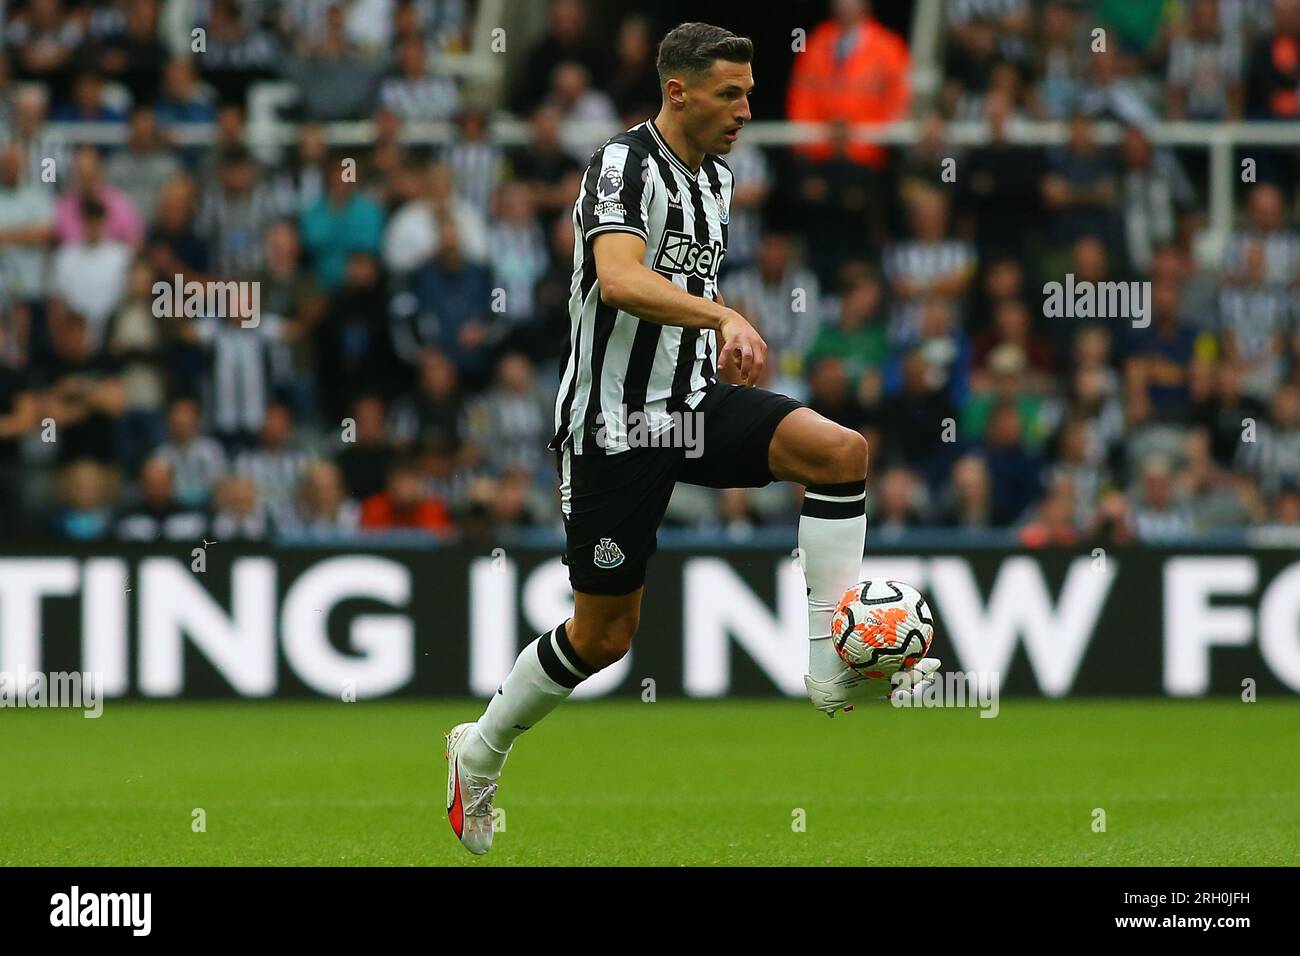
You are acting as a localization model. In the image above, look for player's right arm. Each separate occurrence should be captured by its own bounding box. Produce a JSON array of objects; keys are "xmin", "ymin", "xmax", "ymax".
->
[{"xmin": 594, "ymin": 232, "xmax": 767, "ymax": 385}]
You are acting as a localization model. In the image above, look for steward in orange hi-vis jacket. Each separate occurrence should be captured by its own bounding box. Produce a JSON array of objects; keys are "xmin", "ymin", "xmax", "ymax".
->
[{"xmin": 786, "ymin": 8, "xmax": 911, "ymax": 169}]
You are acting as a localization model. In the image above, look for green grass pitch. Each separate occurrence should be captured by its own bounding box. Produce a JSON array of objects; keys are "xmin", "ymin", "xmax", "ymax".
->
[{"xmin": 3, "ymin": 698, "xmax": 1297, "ymax": 866}]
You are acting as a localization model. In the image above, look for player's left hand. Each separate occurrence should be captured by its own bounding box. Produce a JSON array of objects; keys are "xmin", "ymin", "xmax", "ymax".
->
[{"xmin": 716, "ymin": 310, "xmax": 767, "ymax": 386}]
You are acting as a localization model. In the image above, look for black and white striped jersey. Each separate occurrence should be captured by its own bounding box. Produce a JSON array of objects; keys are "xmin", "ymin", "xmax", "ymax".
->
[{"xmin": 548, "ymin": 118, "xmax": 734, "ymax": 456}]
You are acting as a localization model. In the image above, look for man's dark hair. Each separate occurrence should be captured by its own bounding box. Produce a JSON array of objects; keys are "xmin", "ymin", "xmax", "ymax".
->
[{"xmin": 656, "ymin": 22, "xmax": 752, "ymax": 89}]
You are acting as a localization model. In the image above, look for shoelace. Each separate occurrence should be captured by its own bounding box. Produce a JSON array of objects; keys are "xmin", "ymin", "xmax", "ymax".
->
[{"xmin": 465, "ymin": 781, "xmax": 498, "ymax": 817}]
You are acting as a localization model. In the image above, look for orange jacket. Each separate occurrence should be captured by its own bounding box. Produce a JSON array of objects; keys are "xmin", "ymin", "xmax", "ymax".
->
[
  {"xmin": 786, "ymin": 15, "xmax": 912, "ymax": 168},
  {"xmin": 360, "ymin": 493, "xmax": 453, "ymax": 533}
]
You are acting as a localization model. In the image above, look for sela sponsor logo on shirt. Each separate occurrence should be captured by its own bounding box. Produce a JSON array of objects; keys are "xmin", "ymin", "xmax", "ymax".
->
[
  {"xmin": 50, "ymin": 886, "xmax": 151, "ymax": 936},
  {"xmin": 594, "ymin": 163, "xmax": 627, "ymax": 219},
  {"xmin": 653, "ymin": 230, "xmax": 725, "ymax": 280}
]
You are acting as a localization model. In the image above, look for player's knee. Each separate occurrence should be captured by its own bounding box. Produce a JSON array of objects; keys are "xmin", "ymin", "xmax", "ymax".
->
[
  {"xmin": 822, "ymin": 428, "xmax": 868, "ymax": 485},
  {"xmin": 569, "ymin": 609, "xmax": 639, "ymax": 669}
]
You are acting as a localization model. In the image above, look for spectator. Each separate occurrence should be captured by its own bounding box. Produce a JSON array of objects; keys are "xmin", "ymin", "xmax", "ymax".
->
[
  {"xmin": 103, "ymin": 258, "xmax": 168, "ymax": 473},
  {"xmin": 54, "ymin": 146, "xmax": 145, "ymax": 247},
  {"xmin": 199, "ymin": 146, "xmax": 296, "ymax": 279},
  {"xmin": 935, "ymin": 453, "xmax": 995, "ymax": 528},
  {"xmin": 959, "ymin": 90, "xmax": 1046, "ymax": 258},
  {"xmin": 182, "ymin": 308, "xmax": 288, "ymax": 452},
  {"xmin": 4, "ymin": 0, "xmax": 84, "ymax": 95},
  {"xmin": 1246, "ymin": 0, "xmax": 1300, "ymax": 118},
  {"xmin": 1168, "ymin": 0, "xmax": 1245, "ymax": 119},
  {"xmin": 299, "ymin": 156, "xmax": 386, "ymax": 290},
  {"xmin": 547, "ymin": 60, "xmax": 619, "ymax": 164},
  {"xmin": 359, "ymin": 456, "xmax": 453, "ymax": 532},
  {"xmin": 316, "ymin": 251, "xmax": 401, "ymax": 421},
  {"xmin": 51, "ymin": 459, "xmax": 114, "ymax": 541},
  {"xmin": 1041, "ymin": 114, "xmax": 1120, "ymax": 251},
  {"xmin": 1020, "ymin": 473, "xmax": 1082, "ymax": 547},
  {"xmin": 1118, "ymin": 125, "xmax": 1197, "ymax": 272},
  {"xmin": 786, "ymin": 0, "xmax": 911, "ymax": 169},
  {"xmin": 1123, "ymin": 282, "xmax": 1202, "ymax": 421},
  {"xmin": 104, "ymin": 107, "xmax": 184, "ymax": 225},
  {"xmin": 92, "ymin": 0, "xmax": 167, "ymax": 105},
  {"xmin": 378, "ymin": 34, "xmax": 459, "ymax": 122},
  {"xmin": 292, "ymin": 460, "xmax": 361, "ymax": 535},
  {"xmin": 209, "ymin": 474, "xmax": 269, "ymax": 540},
  {"xmin": 37, "ymin": 312, "xmax": 127, "ymax": 466},
  {"xmin": 147, "ymin": 175, "xmax": 210, "ymax": 279},
  {"xmin": 49, "ymin": 198, "xmax": 132, "ymax": 347},
  {"xmin": 724, "ymin": 232, "xmax": 821, "ymax": 395},
  {"xmin": 463, "ymin": 353, "xmax": 551, "ymax": 478},
  {"xmin": 50, "ymin": 69, "xmax": 124, "ymax": 123},
  {"xmin": 153, "ymin": 396, "xmax": 228, "ymax": 509},
  {"xmin": 509, "ymin": 0, "xmax": 610, "ymax": 116},
  {"xmin": 607, "ymin": 16, "xmax": 661, "ymax": 122},
  {"xmin": 1130, "ymin": 454, "xmax": 1197, "ymax": 541},
  {"xmin": 280, "ymin": 3, "xmax": 385, "ymax": 121},
  {"xmin": 335, "ymin": 394, "xmax": 395, "ymax": 501},
  {"xmin": 154, "ymin": 57, "xmax": 217, "ymax": 126},
  {"xmin": 792, "ymin": 119, "xmax": 879, "ymax": 286},
  {"xmin": 805, "ymin": 263, "xmax": 888, "ymax": 386},
  {"xmin": 487, "ymin": 181, "xmax": 549, "ymax": 348},
  {"xmin": 508, "ymin": 104, "xmax": 583, "ymax": 233},
  {"xmin": 114, "ymin": 456, "xmax": 207, "ymax": 541},
  {"xmin": 979, "ymin": 400, "xmax": 1045, "ymax": 525},
  {"xmin": 198, "ymin": 0, "xmax": 281, "ymax": 106},
  {"xmin": 0, "ymin": 142, "xmax": 54, "ymax": 306},
  {"xmin": 882, "ymin": 187, "xmax": 976, "ymax": 344},
  {"xmin": 1030, "ymin": 1, "xmax": 1089, "ymax": 120},
  {"xmin": 880, "ymin": 348, "xmax": 960, "ymax": 482},
  {"xmin": 1237, "ymin": 382, "xmax": 1300, "ymax": 496},
  {"xmin": 397, "ymin": 217, "xmax": 495, "ymax": 386},
  {"xmin": 443, "ymin": 108, "xmax": 505, "ymax": 221},
  {"xmin": 233, "ymin": 403, "xmax": 315, "ymax": 532},
  {"xmin": 872, "ymin": 465, "xmax": 929, "ymax": 536},
  {"xmin": 257, "ymin": 221, "xmax": 327, "ymax": 427},
  {"xmin": 384, "ymin": 159, "xmax": 489, "ymax": 275}
]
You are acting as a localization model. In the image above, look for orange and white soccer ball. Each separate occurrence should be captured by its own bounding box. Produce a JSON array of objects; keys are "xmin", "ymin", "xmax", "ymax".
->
[{"xmin": 830, "ymin": 579, "xmax": 935, "ymax": 679}]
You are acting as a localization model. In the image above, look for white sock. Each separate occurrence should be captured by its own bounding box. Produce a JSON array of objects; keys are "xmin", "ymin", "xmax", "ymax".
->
[
  {"xmin": 799, "ymin": 480, "xmax": 867, "ymax": 681},
  {"xmin": 462, "ymin": 622, "xmax": 594, "ymax": 776}
]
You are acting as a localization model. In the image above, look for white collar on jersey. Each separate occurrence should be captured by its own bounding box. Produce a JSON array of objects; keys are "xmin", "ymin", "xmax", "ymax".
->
[{"xmin": 646, "ymin": 118, "xmax": 700, "ymax": 180}]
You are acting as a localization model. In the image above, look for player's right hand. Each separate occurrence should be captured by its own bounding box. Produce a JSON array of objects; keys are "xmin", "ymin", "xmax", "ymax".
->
[{"xmin": 716, "ymin": 310, "xmax": 767, "ymax": 386}]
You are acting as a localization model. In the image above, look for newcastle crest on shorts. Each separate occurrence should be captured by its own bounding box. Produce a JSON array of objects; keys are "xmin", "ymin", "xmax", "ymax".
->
[{"xmin": 593, "ymin": 537, "xmax": 626, "ymax": 569}]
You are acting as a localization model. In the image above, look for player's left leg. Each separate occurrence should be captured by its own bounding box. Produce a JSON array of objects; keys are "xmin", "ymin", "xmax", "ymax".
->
[{"xmin": 766, "ymin": 408, "xmax": 870, "ymax": 689}]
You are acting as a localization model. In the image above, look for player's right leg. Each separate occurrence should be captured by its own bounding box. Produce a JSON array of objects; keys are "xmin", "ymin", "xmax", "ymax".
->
[
  {"xmin": 446, "ymin": 589, "xmax": 640, "ymax": 855},
  {"xmin": 444, "ymin": 441, "xmax": 677, "ymax": 855}
]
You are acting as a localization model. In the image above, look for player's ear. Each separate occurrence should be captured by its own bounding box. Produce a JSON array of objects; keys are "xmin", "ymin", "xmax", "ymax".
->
[{"xmin": 664, "ymin": 76, "xmax": 685, "ymax": 109}]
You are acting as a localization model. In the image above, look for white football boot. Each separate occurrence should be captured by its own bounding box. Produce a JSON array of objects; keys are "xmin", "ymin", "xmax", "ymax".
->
[
  {"xmin": 805, "ymin": 658, "xmax": 942, "ymax": 716},
  {"xmin": 444, "ymin": 722, "xmax": 500, "ymax": 856}
]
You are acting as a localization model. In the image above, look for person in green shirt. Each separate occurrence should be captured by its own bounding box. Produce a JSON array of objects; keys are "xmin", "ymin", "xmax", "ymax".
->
[{"xmin": 805, "ymin": 265, "xmax": 889, "ymax": 385}]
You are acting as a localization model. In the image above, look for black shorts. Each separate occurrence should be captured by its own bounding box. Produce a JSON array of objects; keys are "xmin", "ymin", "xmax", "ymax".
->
[{"xmin": 555, "ymin": 382, "xmax": 805, "ymax": 595}]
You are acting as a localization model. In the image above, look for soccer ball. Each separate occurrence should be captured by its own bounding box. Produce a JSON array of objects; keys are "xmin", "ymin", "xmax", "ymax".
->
[{"xmin": 830, "ymin": 580, "xmax": 935, "ymax": 680}]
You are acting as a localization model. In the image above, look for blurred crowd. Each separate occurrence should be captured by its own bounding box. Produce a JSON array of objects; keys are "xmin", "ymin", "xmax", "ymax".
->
[{"xmin": 0, "ymin": 0, "xmax": 1297, "ymax": 545}]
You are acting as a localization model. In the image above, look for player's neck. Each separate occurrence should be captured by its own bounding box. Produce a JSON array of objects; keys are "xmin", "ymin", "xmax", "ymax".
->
[{"xmin": 651, "ymin": 110, "xmax": 703, "ymax": 173}]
